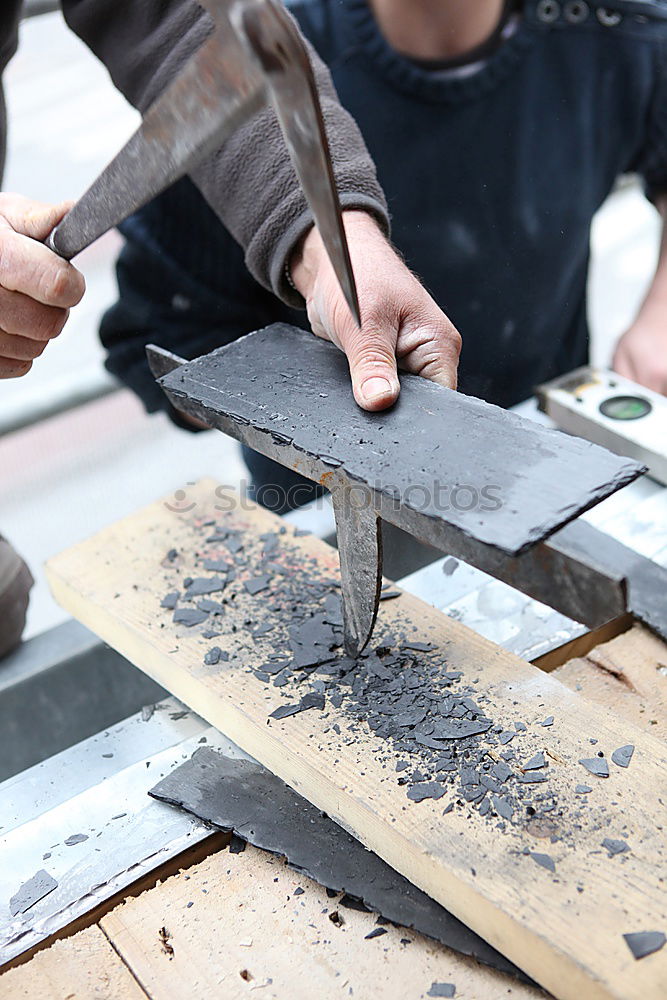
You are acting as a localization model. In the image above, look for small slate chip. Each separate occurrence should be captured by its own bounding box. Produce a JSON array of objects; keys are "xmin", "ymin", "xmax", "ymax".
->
[
  {"xmin": 245, "ymin": 576, "xmax": 272, "ymax": 596},
  {"xmin": 530, "ymin": 852, "xmax": 556, "ymax": 873},
  {"xmin": 379, "ymin": 589, "xmax": 401, "ymax": 601},
  {"xmin": 173, "ymin": 608, "xmax": 208, "ymax": 627},
  {"xmin": 184, "ymin": 577, "xmax": 226, "ymax": 598},
  {"xmin": 160, "ymin": 591, "xmax": 179, "ymax": 610},
  {"xmin": 270, "ymin": 703, "xmax": 301, "ymax": 720},
  {"xmin": 541, "ymin": 716, "xmax": 554, "ymax": 727},
  {"xmin": 293, "ymin": 887, "xmax": 305, "ymax": 896},
  {"xmin": 364, "ymin": 927, "xmax": 388, "ymax": 940},
  {"xmin": 64, "ymin": 833, "xmax": 89, "ymax": 846},
  {"xmin": 611, "ymin": 744, "xmax": 635, "ymax": 769},
  {"xmin": 401, "ymin": 641, "xmax": 434, "ymax": 652},
  {"xmin": 498, "ymin": 731, "xmax": 514, "ymax": 745},
  {"xmin": 518, "ymin": 773, "xmax": 548, "ymax": 784},
  {"xmin": 197, "ymin": 599, "xmax": 225, "ymax": 614},
  {"xmin": 204, "ymin": 647, "xmax": 223, "ymax": 666},
  {"xmin": 407, "ymin": 782, "xmax": 446, "ymax": 803},
  {"xmin": 622, "ymin": 931, "xmax": 666, "ymax": 960},
  {"xmin": 491, "ymin": 762, "xmax": 512, "ymax": 783},
  {"xmin": 522, "ymin": 752, "xmax": 546, "ymax": 770},
  {"xmin": 299, "ymin": 692, "xmax": 325, "ymax": 712},
  {"xmin": 9, "ymin": 870, "xmax": 58, "ymax": 916},
  {"xmin": 579, "ymin": 757, "xmax": 609, "ymax": 778},
  {"xmin": 602, "ymin": 838, "xmax": 629, "ymax": 857},
  {"xmin": 427, "ymin": 985, "xmax": 456, "ymax": 999},
  {"xmin": 492, "ymin": 795, "xmax": 513, "ymax": 821},
  {"xmin": 575, "ymin": 785, "xmax": 592, "ymax": 794},
  {"xmin": 203, "ymin": 558, "xmax": 232, "ymax": 573}
]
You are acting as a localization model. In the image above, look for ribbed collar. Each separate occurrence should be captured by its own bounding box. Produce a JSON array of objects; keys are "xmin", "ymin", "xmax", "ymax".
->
[{"xmin": 340, "ymin": 0, "xmax": 540, "ymax": 104}]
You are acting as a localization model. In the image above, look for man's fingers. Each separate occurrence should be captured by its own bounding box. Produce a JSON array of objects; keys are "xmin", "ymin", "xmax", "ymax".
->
[
  {"xmin": 0, "ymin": 287, "xmax": 69, "ymax": 340},
  {"xmin": 0, "ymin": 357, "xmax": 33, "ymax": 379},
  {"xmin": 397, "ymin": 321, "xmax": 462, "ymax": 390},
  {"xmin": 0, "ymin": 193, "xmax": 73, "ymax": 242},
  {"xmin": 0, "ymin": 330, "xmax": 48, "ymax": 361},
  {"xmin": 0, "ymin": 226, "xmax": 85, "ymax": 308}
]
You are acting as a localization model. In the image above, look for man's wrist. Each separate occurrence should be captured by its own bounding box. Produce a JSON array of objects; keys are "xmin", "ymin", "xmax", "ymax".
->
[{"xmin": 288, "ymin": 210, "xmax": 384, "ymax": 301}]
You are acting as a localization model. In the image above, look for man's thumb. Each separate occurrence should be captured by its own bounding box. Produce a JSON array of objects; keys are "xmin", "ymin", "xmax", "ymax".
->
[{"xmin": 344, "ymin": 331, "xmax": 401, "ymax": 412}]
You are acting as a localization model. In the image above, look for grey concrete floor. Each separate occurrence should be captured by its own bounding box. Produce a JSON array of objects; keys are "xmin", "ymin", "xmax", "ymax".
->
[{"xmin": 0, "ymin": 12, "xmax": 663, "ymax": 639}]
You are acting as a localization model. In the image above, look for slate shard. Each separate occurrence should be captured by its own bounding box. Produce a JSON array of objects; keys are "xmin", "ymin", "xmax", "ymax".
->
[
  {"xmin": 204, "ymin": 647, "xmax": 223, "ymax": 666},
  {"xmin": 579, "ymin": 757, "xmax": 609, "ymax": 778},
  {"xmin": 408, "ymin": 782, "xmax": 447, "ymax": 803},
  {"xmin": 293, "ymin": 887, "xmax": 305, "ymax": 896},
  {"xmin": 432, "ymin": 719, "xmax": 492, "ymax": 740},
  {"xmin": 365, "ymin": 927, "xmax": 388, "ymax": 940},
  {"xmin": 602, "ymin": 838, "xmax": 630, "ymax": 857},
  {"xmin": 522, "ymin": 752, "xmax": 546, "ymax": 771},
  {"xmin": 270, "ymin": 703, "xmax": 301, "ymax": 720},
  {"xmin": 575, "ymin": 785, "xmax": 592, "ymax": 795},
  {"xmin": 530, "ymin": 853, "xmax": 556, "ymax": 873},
  {"xmin": 623, "ymin": 931, "xmax": 666, "ymax": 960},
  {"xmin": 64, "ymin": 833, "xmax": 89, "ymax": 846},
  {"xmin": 611, "ymin": 744, "xmax": 635, "ymax": 769},
  {"xmin": 428, "ymin": 985, "xmax": 456, "ymax": 999},
  {"xmin": 245, "ymin": 576, "xmax": 272, "ymax": 596},
  {"xmin": 173, "ymin": 607, "xmax": 208, "ymax": 627},
  {"xmin": 541, "ymin": 716, "xmax": 554, "ymax": 727},
  {"xmin": 9, "ymin": 870, "xmax": 58, "ymax": 917},
  {"xmin": 184, "ymin": 577, "xmax": 226, "ymax": 598},
  {"xmin": 492, "ymin": 796, "xmax": 513, "ymax": 821},
  {"xmin": 160, "ymin": 591, "xmax": 179, "ymax": 609}
]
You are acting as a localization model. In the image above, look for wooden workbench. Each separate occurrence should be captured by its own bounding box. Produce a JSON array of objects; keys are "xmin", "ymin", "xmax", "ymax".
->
[{"xmin": 3, "ymin": 483, "xmax": 666, "ymax": 999}]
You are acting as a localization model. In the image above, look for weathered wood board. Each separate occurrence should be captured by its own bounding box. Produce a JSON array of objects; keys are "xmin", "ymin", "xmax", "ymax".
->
[
  {"xmin": 555, "ymin": 625, "xmax": 667, "ymax": 740},
  {"xmin": 0, "ymin": 925, "xmax": 145, "ymax": 999},
  {"xmin": 98, "ymin": 843, "xmax": 546, "ymax": 1000},
  {"xmin": 45, "ymin": 480, "xmax": 667, "ymax": 1000}
]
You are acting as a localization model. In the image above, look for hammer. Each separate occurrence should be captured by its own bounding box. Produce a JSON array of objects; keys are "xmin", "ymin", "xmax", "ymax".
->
[{"xmin": 44, "ymin": 0, "xmax": 360, "ymax": 325}]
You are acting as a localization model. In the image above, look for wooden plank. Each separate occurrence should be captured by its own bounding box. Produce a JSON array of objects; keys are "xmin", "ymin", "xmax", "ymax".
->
[
  {"xmin": 554, "ymin": 625, "xmax": 667, "ymax": 740},
  {"xmin": 0, "ymin": 925, "xmax": 146, "ymax": 999},
  {"xmin": 100, "ymin": 842, "xmax": 546, "ymax": 1000},
  {"xmin": 45, "ymin": 480, "xmax": 667, "ymax": 1000}
]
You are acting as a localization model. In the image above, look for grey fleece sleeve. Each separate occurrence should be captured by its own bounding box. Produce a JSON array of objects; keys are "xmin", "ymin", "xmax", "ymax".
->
[{"xmin": 60, "ymin": 0, "xmax": 389, "ymax": 304}]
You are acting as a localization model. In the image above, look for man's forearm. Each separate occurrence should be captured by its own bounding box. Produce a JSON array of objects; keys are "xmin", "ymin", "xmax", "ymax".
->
[{"xmin": 61, "ymin": 0, "xmax": 389, "ymax": 302}]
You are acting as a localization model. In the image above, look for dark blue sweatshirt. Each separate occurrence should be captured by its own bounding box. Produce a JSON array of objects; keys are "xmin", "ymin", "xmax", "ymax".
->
[{"xmin": 101, "ymin": 0, "xmax": 667, "ymax": 411}]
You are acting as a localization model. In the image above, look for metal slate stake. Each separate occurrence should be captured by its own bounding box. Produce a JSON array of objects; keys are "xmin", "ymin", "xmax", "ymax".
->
[{"xmin": 44, "ymin": 0, "xmax": 360, "ymax": 327}]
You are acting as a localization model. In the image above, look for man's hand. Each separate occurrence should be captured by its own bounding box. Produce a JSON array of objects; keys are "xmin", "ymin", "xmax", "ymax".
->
[
  {"xmin": 613, "ymin": 316, "xmax": 667, "ymax": 395},
  {"xmin": 290, "ymin": 211, "xmax": 461, "ymax": 411},
  {"xmin": 0, "ymin": 194, "xmax": 85, "ymax": 378}
]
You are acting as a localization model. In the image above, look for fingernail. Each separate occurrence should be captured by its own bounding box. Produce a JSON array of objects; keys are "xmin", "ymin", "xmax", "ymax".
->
[{"xmin": 361, "ymin": 376, "xmax": 394, "ymax": 403}]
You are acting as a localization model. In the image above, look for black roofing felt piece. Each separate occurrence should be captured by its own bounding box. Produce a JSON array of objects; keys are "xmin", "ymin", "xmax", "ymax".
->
[
  {"xmin": 579, "ymin": 758, "xmax": 609, "ymax": 778},
  {"xmin": 622, "ymin": 931, "xmax": 666, "ymax": 960},
  {"xmin": 611, "ymin": 745, "xmax": 635, "ymax": 768},
  {"xmin": 9, "ymin": 870, "xmax": 58, "ymax": 917},
  {"xmin": 149, "ymin": 748, "xmax": 531, "ymax": 983},
  {"xmin": 159, "ymin": 324, "xmax": 642, "ymax": 556}
]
